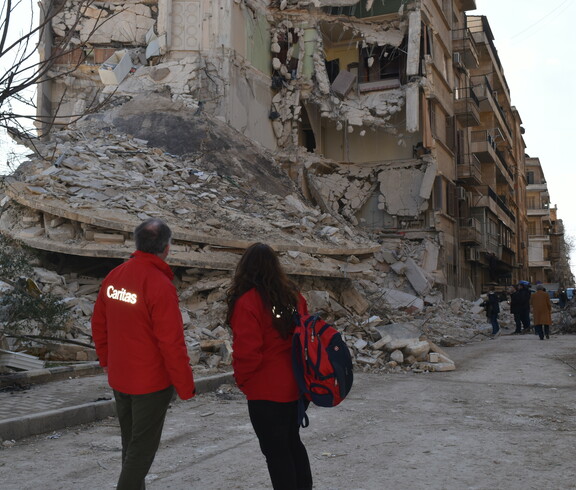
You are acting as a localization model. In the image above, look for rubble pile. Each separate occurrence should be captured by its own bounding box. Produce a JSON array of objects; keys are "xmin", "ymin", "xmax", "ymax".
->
[
  {"xmin": 0, "ymin": 249, "xmax": 495, "ymax": 376},
  {"xmin": 0, "ymin": 96, "xmax": 495, "ymax": 375}
]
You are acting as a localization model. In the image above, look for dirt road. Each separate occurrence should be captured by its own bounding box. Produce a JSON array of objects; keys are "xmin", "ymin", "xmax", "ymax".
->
[{"xmin": 2, "ymin": 333, "xmax": 576, "ymax": 490}]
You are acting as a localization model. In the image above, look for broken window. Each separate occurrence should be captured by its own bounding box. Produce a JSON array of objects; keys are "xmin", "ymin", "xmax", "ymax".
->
[
  {"xmin": 276, "ymin": 29, "xmax": 299, "ymax": 75},
  {"xmin": 357, "ymin": 42, "xmax": 406, "ymax": 91},
  {"xmin": 325, "ymin": 59, "xmax": 340, "ymax": 84},
  {"xmin": 323, "ymin": 0, "xmax": 404, "ymax": 18},
  {"xmin": 433, "ymin": 177, "xmax": 457, "ymax": 218}
]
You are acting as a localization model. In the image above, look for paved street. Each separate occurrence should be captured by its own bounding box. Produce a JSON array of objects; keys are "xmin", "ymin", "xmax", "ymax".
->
[{"xmin": 1, "ymin": 333, "xmax": 576, "ymax": 489}]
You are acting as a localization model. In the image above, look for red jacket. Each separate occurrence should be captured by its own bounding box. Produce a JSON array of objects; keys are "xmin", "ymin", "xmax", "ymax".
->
[
  {"xmin": 230, "ymin": 288, "xmax": 307, "ymax": 402},
  {"xmin": 91, "ymin": 251, "xmax": 195, "ymax": 399}
]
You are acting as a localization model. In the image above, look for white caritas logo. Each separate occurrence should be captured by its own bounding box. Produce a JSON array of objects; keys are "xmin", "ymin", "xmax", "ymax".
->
[{"xmin": 107, "ymin": 285, "xmax": 138, "ymax": 304}]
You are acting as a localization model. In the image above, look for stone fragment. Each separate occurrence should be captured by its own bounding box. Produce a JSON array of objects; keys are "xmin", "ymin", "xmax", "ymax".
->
[
  {"xmin": 403, "ymin": 340, "xmax": 430, "ymax": 361},
  {"xmin": 354, "ymin": 338, "xmax": 368, "ymax": 350},
  {"xmin": 340, "ymin": 288, "xmax": 369, "ymax": 315},
  {"xmin": 403, "ymin": 258, "xmax": 432, "ymax": 295},
  {"xmin": 390, "ymin": 349, "xmax": 404, "ymax": 364}
]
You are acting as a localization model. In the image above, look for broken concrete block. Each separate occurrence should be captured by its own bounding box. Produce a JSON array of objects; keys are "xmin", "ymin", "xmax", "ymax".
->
[
  {"xmin": 385, "ymin": 339, "xmax": 412, "ymax": 351},
  {"xmin": 46, "ymin": 223, "xmax": 76, "ymax": 241},
  {"xmin": 390, "ymin": 349, "xmax": 404, "ymax": 364},
  {"xmin": 356, "ymin": 354, "xmax": 379, "ymax": 366},
  {"xmin": 340, "ymin": 288, "xmax": 369, "ymax": 315},
  {"xmin": 375, "ymin": 249, "xmax": 397, "ymax": 264},
  {"xmin": 403, "ymin": 258, "xmax": 432, "ymax": 295},
  {"xmin": 413, "ymin": 361, "xmax": 455, "ymax": 372},
  {"xmin": 99, "ymin": 50, "xmax": 133, "ymax": 85},
  {"xmin": 403, "ymin": 340, "xmax": 430, "ymax": 361},
  {"xmin": 421, "ymin": 239, "xmax": 440, "ymax": 272},
  {"xmin": 331, "ymin": 70, "xmax": 356, "ymax": 97},
  {"xmin": 379, "ymin": 289, "xmax": 424, "ymax": 310},
  {"xmin": 374, "ymin": 322, "xmax": 421, "ymax": 341},
  {"xmin": 93, "ymin": 232, "xmax": 125, "ymax": 244},
  {"xmin": 181, "ymin": 309, "xmax": 191, "ymax": 325},
  {"xmin": 354, "ymin": 338, "xmax": 368, "ymax": 351},
  {"xmin": 429, "ymin": 352, "xmax": 440, "ymax": 363},
  {"xmin": 391, "ymin": 261, "xmax": 406, "ymax": 275},
  {"xmin": 305, "ymin": 290, "xmax": 331, "ymax": 314},
  {"xmin": 33, "ymin": 267, "xmax": 65, "ymax": 285},
  {"xmin": 371, "ymin": 335, "xmax": 392, "ymax": 351}
]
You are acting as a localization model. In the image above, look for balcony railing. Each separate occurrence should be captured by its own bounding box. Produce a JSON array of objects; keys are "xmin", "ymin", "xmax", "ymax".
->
[
  {"xmin": 459, "ymin": 217, "xmax": 483, "ymax": 245},
  {"xmin": 487, "ymin": 186, "xmax": 516, "ymax": 223},
  {"xmin": 454, "ymin": 86, "xmax": 481, "ymax": 127},
  {"xmin": 452, "ymin": 28, "xmax": 479, "ymax": 69},
  {"xmin": 471, "ymin": 129, "xmax": 514, "ymax": 181},
  {"xmin": 456, "ymin": 153, "xmax": 482, "ymax": 184},
  {"xmin": 474, "ymin": 185, "xmax": 516, "ymax": 224}
]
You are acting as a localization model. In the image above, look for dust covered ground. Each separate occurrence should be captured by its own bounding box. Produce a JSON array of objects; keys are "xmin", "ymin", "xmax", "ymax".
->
[{"xmin": 2, "ymin": 333, "xmax": 576, "ymax": 490}]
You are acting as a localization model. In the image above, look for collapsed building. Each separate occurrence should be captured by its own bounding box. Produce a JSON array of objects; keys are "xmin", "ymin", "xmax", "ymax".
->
[
  {"xmin": 29, "ymin": 0, "xmax": 573, "ymax": 299},
  {"xmin": 0, "ymin": 0, "xmax": 574, "ymax": 371}
]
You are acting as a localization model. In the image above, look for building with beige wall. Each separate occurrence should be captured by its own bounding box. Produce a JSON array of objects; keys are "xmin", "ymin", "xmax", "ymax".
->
[{"xmin": 32, "ymin": 0, "xmax": 571, "ymax": 298}]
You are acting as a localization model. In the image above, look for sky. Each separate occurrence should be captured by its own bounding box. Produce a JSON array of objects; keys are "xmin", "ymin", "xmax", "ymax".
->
[
  {"xmin": 1, "ymin": 0, "xmax": 576, "ymax": 274},
  {"xmin": 472, "ymin": 0, "xmax": 576, "ymax": 277}
]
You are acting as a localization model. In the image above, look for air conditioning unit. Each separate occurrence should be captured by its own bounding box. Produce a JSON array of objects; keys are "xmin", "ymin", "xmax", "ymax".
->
[
  {"xmin": 453, "ymin": 52, "xmax": 465, "ymax": 71},
  {"xmin": 456, "ymin": 186, "xmax": 467, "ymax": 201}
]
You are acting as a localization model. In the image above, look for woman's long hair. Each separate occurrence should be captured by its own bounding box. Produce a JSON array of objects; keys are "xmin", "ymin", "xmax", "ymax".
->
[{"xmin": 226, "ymin": 243, "xmax": 299, "ymax": 339}]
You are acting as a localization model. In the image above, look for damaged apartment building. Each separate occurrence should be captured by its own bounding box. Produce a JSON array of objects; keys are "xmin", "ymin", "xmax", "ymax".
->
[{"xmin": 5, "ymin": 0, "xmax": 572, "ymax": 299}]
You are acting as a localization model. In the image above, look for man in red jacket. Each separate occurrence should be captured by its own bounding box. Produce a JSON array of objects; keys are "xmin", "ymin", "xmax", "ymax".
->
[{"xmin": 92, "ymin": 218, "xmax": 195, "ymax": 489}]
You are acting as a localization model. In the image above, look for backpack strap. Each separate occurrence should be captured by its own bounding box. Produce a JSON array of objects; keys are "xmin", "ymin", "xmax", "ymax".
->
[{"xmin": 297, "ymin": 396, "xmax": 310, "ymax": 428}]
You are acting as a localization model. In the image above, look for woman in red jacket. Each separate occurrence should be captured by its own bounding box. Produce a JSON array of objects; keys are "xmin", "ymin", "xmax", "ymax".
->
[{"xmin": 227, "ymin": 243, "xmax": 312, "ymax": 490}]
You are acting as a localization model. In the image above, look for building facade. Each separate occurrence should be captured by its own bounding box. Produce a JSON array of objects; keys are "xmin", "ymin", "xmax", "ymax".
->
[{"xmin": 34, "ymin": 0, "xmax": 571, "ymax": 298}]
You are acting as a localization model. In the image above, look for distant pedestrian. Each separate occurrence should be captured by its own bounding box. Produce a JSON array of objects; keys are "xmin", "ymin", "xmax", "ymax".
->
[
  {"xmin": 227, "ymin": 243, "xmax": 313, "ymax": 490},
  {"xmin": 92, "ymin": 219, "xmax": 195, "ymax": 489},
  {"xmin": 530, "ymin": 284, "xmax": 552, "ymax": 340},
  {"xmin": 559, "ymin": 289, "xmax": 568, "ymax": 309},
  {"xmin": 511, "ymin": 281, "xmax": 531, "ymax": 334},
  {"xmin": 484, "ymin": 287, "xmax": 500, "ymax": 337}
]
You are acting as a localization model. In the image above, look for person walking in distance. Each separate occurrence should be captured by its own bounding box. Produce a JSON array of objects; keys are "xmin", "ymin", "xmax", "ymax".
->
[
  {"xmin": 226, "ymin": 243, "xmax": 313, "ymax": 490},
  {"xmin": 511, "ymin": 282, "xmax": 531, "ymax": 334},
  {"xmin": 531, "ymin": 284, "xmax": 552, "ymax": 340},
  {"xmin": 92, "ymin": 219, "xmax": 195, "ymax": 490}
]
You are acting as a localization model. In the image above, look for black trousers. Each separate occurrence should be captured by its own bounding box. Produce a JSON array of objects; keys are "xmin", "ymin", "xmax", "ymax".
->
[
  {"xmin": 248, "ymin": 399, "xmax": 313, "ymax": 490},
  {"xmin": 534, "ymin": 324, "xmax": 550, "ymax": 340},
  {"xmin": 114, "ymin": 386, "xmax": 174, "ymax": 490}
]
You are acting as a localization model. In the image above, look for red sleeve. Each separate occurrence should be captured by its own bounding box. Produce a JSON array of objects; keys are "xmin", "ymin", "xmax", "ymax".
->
[
  {"xmin": 230, "ymin": 294, "xmax": 264, "ymax": 389},
  {"xmin": 298, "ymin": 294, "xmax": 309, "ymax": 316},
  {"xmin": 91, "ymin": 286, "xmax": 109, "ymax": 368},
  {"xmin": 150, "ymin": 282, "xmax": 196, "ymax": 400}
]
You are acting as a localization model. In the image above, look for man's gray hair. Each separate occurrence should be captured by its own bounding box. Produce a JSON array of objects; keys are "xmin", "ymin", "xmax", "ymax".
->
[
  {"xmin": 134, "ymin": 219, "xmax": 172, "ymax": 255},
  {"xmin": 536, "ymin": 284, "xmax": 545, "ymax": 291}
]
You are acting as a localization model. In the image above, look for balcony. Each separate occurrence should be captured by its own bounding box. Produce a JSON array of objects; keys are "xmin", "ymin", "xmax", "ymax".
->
[
  {"xmin": 454, "ymin": 87, "xmax": 480, "ymax": 127},
  {"xmin": 452, "ymin": 28, "xmax": 479, "ymax": 69},
  {"xmin": 457, "ymin": 153, "xmax": 482, "ymax": 184},
  {"xmin": 473, "ymin": 185, "xmax": 516, "ymax": 228},
  {"xmin": 473, "ymin": 77, "xmax": 512, "ymax": 144},
  {"xmin": 471, "ymin": 129, "xmax": 514, "ymax": 185},
  {"xmin": 459, "ymin": 217, "xmax": 482, "ymax": 245},
  {"xmin": 527, "ymin": 206, "xmax": 551, "ymax": 221},
  {"xmin": 526, "ymin": 183, "xmax": 548, "ymax": 192}
]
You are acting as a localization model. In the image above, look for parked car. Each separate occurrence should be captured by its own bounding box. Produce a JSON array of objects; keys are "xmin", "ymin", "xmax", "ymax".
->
[{"xmin": 548, "ymin": 291, "xmax": 560, "ymax": 304}]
